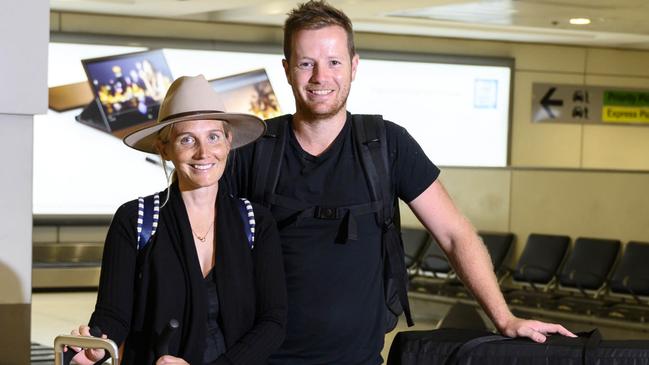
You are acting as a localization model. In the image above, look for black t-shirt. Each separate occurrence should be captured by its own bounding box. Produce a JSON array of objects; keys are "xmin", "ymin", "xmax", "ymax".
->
[{"xmin": 230, "ymin": 112, "xmax": 440, "ymax": 364}]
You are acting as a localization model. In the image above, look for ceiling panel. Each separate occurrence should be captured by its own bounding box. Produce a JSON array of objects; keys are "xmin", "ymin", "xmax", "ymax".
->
[{"xmin": 49, "ymin": 0, "xmax": 649, "ymax": 49}]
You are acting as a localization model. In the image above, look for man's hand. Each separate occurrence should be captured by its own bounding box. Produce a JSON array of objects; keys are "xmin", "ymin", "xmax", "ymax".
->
[{"xmin": 499, "ymin": 316, "xmax": 577, "ymax": 343}]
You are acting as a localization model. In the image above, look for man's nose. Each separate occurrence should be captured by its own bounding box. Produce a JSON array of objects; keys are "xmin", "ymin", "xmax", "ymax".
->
[{"xmin": 310, "ymin": 63, "xmax": 329, "ymax": 83}]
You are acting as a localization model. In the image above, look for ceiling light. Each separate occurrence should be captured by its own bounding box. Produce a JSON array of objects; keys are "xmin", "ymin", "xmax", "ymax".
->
[{"xmin": 569, "ymin": 18, "xmax": 591, "ymax": 25}]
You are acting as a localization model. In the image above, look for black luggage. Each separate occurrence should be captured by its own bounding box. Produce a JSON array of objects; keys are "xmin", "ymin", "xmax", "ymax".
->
[{"xmin": 387, "ymin": 328, "xmax": 649, "ymax": 365}]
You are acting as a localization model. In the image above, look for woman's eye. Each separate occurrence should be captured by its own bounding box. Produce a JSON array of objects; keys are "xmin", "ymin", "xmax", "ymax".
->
[
  {"xmin": 208, "ymin": 132, "xmax": 223, "ymax": 143},
  {"xmin": 179, "ymin": 136, "xmax": 195, "ymax": 145}
]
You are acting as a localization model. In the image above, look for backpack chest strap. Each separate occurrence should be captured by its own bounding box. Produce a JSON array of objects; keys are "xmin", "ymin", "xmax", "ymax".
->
[{"xmin": 269, "ymin": 192, "xmax": 382, "ymax": 242}]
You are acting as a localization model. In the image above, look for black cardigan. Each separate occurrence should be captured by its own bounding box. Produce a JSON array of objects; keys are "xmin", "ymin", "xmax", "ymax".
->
[{"xmin": 89, "ymin": 182, "xmax": 287, "ymax": 364}]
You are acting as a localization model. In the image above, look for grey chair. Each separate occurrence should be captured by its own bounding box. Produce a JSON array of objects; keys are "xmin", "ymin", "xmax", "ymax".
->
[
  {"xmin": 609, "ymin": 241, "xmax": 649, "ymax": 301},
  {"xmin": 414, "ymin": 231, "xmax": 515, "ymax": 298},
  {"xmin": 604, "ymin": 241, "xmax": 649, "ymax": 322},
  {"xmin": 505, "ymin": 233, "xmax": 570, "ymax": 307},
  {"xmin": 409, "ymin": 236, "xmax": 455, "ymax": 296},
  {"xmin": 553, "ymin": 237, "xmax": 621, "ymax": 314},
  {"xmin": 401, "ymin": 227, "xmax": 432, "ymax": 274},
  {"xmin": 479, "ymin": 231, "xmax": 514, "ymax": 283}
]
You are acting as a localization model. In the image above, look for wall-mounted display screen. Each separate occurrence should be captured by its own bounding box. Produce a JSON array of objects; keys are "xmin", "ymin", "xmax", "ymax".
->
[
  {"xmin": 81, "ymin": 49, "xmax": 173, "ymax": 131},
  {"xmin": 350, "ymin": 56, "xmax": 511, "ymax": 167},
  {"xmin": 36, "ymin": 42, "xmax": 511, "ymax": 215},
  {"xmin": 209, "ymin": 69, "xmax": 282, "ymax": 120}
]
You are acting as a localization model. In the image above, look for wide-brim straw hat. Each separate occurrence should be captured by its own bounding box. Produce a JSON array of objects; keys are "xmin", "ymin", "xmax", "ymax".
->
[{"xmin": 124, "ymin": 74, "xmax": 266, "ymax": 154}]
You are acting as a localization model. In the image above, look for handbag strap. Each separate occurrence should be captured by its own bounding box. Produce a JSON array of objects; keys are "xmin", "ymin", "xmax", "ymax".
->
[
  {"xmin": 445, "ymin": 333, "xmax": 511, "ymax": 365},
  {"xmin": 446, "ymin": 329, "xmax": 602, "ymax": 365}
]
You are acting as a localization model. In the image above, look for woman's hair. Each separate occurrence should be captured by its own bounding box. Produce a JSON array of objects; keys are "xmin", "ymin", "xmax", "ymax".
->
[
  {"xmin": 156, "ymin": 124, "xmax": 178, "ymax": 207},
  {"xmin": 155, "ymin": 121, "xmax": 232, "ymax": 207},
  {"xmin": 283, "ymin": 0, "xmax": 355, "ymax": 61}
]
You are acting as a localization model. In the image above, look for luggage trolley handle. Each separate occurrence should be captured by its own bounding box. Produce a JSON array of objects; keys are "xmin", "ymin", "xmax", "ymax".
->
[
  {"xmin": 54, "ymin": 319, "xmax": 179, "ymax": 365},
  {"xmin": 54, "ymin": 327, "xmax": 119, "ymax": 365}
]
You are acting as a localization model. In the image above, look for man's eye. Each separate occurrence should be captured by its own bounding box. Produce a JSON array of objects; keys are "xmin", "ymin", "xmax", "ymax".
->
[
  {"xmin": 298, "ymin": 62, "xmax": 313, "ymax": 69},
  {"xmin": 330, "ymin": 60, "xmax": 341, "ymax": 66}
]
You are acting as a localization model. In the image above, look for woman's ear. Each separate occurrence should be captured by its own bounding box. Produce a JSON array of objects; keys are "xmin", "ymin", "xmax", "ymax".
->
[{"xmin": 156, "ymin": 141, "xmax": 169, "ymax": 161}]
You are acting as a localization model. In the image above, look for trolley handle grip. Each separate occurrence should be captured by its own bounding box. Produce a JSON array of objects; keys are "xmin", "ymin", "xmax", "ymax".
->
[{"xmin": 57, "ymin": 326, "xmax": 114, "ymax": 365}]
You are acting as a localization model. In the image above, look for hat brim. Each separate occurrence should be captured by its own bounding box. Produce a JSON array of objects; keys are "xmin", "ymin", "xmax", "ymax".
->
[{"xmin": 123, "ymin": 112, "xmax": 266, "ymax": 154}]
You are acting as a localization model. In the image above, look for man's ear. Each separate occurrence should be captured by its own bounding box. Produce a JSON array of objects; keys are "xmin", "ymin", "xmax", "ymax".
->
[
  {"xmin": 282, "ymin": 59, "xmax": 292, "ymax": 85},
  {"xmin": 351, "ymin": 53, "xmax": 359, "ymax": 81}
]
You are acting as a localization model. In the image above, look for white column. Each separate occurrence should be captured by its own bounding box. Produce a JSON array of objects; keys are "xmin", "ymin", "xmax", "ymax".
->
[{"xmin": 0, "ymin": 0, "xmax": 49, "ymax": 363}]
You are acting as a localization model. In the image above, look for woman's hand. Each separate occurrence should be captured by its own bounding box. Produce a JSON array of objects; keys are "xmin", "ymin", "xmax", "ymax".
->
[
  {"xmin": 156, "ymin": 355, "xmax": 190, "ymax": 364},
  {"xmin": 66, "ymin": 325, "xmax": 107, "ymax": 365}
]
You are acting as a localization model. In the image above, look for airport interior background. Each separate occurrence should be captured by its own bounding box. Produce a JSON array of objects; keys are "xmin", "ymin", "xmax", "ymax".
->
[{"xmin": 3, "ymin": 0, "xmax": 649, "ymax": 364}]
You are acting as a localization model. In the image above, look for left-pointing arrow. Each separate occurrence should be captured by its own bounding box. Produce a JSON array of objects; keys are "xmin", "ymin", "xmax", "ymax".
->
[{"xmin": 540, "ymin": 87, "xmax": 564, "ymax": 118}]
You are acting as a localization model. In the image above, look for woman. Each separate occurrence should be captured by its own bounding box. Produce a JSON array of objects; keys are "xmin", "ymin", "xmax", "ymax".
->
[{"xmin": 71, "ymin": 75, "xmax": 287, "ymax": 365}]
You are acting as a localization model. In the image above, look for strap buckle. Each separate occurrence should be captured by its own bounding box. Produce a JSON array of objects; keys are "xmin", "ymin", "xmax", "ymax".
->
[
  {"xmin": 314, "ymin": 206, "xmax": 339, "ymax": 220},
  {"xmin": 383, "ymin": 218, "xmax": 396, "ymax": 232}
]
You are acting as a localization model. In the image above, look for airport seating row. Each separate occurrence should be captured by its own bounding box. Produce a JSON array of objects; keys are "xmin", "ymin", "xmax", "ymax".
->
[{"xmin": 403, "ymin": 227, "xmax": 649, "ymax": 323}]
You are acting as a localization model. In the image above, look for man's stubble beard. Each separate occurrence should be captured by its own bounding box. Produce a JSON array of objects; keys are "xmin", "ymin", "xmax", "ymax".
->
[{"xmin": 295, "ymin": 86, "xmax": 351, "ymax": 122}]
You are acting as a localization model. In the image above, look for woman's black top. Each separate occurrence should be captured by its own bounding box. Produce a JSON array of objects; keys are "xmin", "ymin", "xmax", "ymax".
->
[
  {"xmin": 88, "ymin": 182, "xmax": 287, "ymax": 365},
  {"xmin": 203, "ymin": 268, "xmax": 227, "ymax": 364}
]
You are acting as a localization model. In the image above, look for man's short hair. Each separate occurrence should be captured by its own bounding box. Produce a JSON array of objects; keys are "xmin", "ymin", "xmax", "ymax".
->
[{"xmin": 283, "ymin": 0, "xmax": 355, "ymax": 61}]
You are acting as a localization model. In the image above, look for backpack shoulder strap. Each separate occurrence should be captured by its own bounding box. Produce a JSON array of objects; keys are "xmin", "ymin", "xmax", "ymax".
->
[
  {"xmin": 237, "ymin": 198, "xmax": 256, "ymax": 250},
  {"xmin": 251, "ymin": 115, "xmax": 290, "ymax": 207},
  {"xmin": 137, "ymin": 193, "xmax": 160, "ymax": 250},
  {"xmin": 353, "ymin": 115, "xmax": 414, "ymax": 327},
  {"xmin": 137, "ymin": 193, "xmax": 255, "ymax": 251},
  {"xmin": 352, "ymin": 114, "xmax": 393, "ymax": 224}
]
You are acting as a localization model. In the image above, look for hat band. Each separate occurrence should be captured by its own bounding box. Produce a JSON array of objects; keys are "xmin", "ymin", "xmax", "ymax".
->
[{"xmin": 159, "ymin": 110, "xmax": 226, "ymax": 124}]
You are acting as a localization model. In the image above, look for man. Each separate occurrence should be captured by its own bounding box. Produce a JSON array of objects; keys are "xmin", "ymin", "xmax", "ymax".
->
[{"xmin": 231, "ymin": 1, "xmax": 575, "ymax": 364}]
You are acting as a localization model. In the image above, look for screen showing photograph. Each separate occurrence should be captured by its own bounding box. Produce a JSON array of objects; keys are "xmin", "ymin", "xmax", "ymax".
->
[
  {"xmin": 209, "ymin": 69, "xmax": 282, "ymax": 120},
  {"xmin": 82, "ymin": 49, "xmax": 173, "ymax": 130},
  {"xmin": 38, "ymin": 42, "xmax": 513, "ymax": 215}
]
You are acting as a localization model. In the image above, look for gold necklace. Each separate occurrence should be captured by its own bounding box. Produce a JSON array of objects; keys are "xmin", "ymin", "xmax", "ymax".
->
[{"xmin": 191, "ymin": 220, "xmax": 214, "ymax": 243}]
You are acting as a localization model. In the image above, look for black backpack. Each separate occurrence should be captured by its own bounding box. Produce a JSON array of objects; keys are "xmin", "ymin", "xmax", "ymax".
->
[
  {"xmin": 244, "ymin": 114, "xmax": 414, "ymax": 331},
  {"xmin": 137, "ymin": 193, "xmax": 256, "ymax": 250}
]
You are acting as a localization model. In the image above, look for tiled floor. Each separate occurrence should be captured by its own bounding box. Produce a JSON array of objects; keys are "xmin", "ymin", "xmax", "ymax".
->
[
  {"xmin": 32, "ymin": 290, "xmax": 649, "ymax": 363},
  {"xmin": 31, "ymin": 291, "xmax": 97, "ymax": 348},
  {"xmin": 31, "ymin": 291, "xmax": 443, "ymax": 364},
  {"xmin": 382, "ymin": 317, "xmax": 440, "ymax": 361},
  {"xmin": 31, "ymin": 342, "xmax": 55, "ymax": 364}
]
